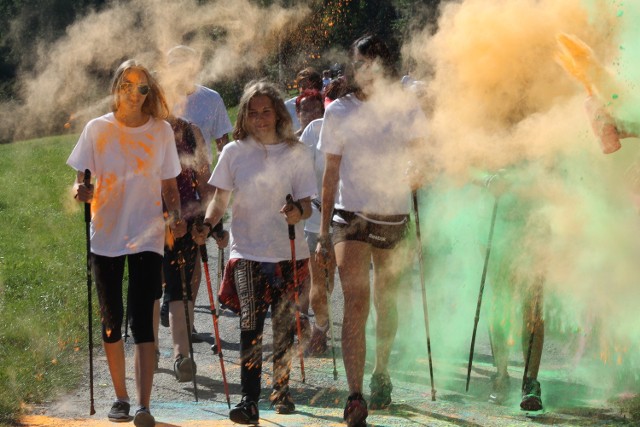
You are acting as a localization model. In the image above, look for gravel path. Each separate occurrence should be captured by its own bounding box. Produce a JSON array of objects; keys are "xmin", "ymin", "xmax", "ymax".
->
[{"xmin": 24, "ymin": 240, "xmax": 635, "ymax": 426}]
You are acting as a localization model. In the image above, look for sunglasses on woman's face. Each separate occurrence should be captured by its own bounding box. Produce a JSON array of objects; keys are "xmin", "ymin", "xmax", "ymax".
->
[{"xmin": 119, "ymin": 82, "xmax": 150, "ymax": 96}]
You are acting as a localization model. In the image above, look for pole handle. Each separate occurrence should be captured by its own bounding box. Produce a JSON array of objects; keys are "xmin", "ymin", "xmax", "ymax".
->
[
  {"xmin": 286, "ymin": 194, "xmax": 295, "ymax": 240},
  {"xmin": 83, "ymin": 169, "xmax": 91, "ymax": 223}
]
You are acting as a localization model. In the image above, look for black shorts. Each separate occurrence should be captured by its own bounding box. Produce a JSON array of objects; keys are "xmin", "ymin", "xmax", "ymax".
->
[
  {"xmin": 331, "ymin": 209, "xmax": 409, "ymax": 249},
  {"xmin": 163, "ymin": 226, "xmax": 199, "ymax": 303}
]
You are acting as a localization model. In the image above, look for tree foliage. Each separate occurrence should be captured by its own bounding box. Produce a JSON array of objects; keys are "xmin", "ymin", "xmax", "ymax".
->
[
  {"xmin": 0, "ymin": 0, "xmax": 107, "ymax": 98},
  {"xmin": 0, "ymin": 0, "xmax": 440, "ymax": 104}
]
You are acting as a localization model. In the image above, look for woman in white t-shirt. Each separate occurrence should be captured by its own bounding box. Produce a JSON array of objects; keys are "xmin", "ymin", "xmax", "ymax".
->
[
  {"xmin": 203, "ymin": 81, "xmax": 316, "ymax": 425},
  {"xmin": 316, "ymin": 35, "xmax": 426, "ymax": 427},
  {"xmin": 68, "ymin": 59, "xmax": 186, "ymax": 427}
]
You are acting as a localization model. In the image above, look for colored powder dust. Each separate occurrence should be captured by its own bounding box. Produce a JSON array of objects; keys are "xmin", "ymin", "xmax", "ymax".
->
[{"xmin": 389, "ymin": 0, "xmax": 640, "ymax": 411}]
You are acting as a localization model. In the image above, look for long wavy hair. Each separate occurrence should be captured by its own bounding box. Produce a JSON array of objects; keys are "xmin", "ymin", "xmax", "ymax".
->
[
  {"xmin": 110, "ymin": 59, "xmax": 169, "ymax": 119},
  {"xmin": 233, "ymin": 80, "xmax": 298, "ymax": 146}
]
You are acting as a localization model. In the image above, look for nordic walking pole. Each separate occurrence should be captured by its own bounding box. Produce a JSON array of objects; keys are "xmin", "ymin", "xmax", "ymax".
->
[
  {"xmin": 412, "ymin": 190, "xmax": 436, "ymax": 401},
  {"xmin": 324, "ymin": 266, "xmax": 338, "ymax": 380},
  {"xmin": 286, "ymin": 194, "xmax": 306, "ymax": 383},
  {"xmin": 83, "ymin": 169, "xmax": 96, "ymax": 416},
  {"xmin": 198, "ymin": 221, "xmax": 231, "ymax": 408},
  {"xmin": 210, "ymin": 224, "xmax": 225, "ymax": 354},
  {"xmin": 176, "ymin": 240, "xmax": 199, "ymax": 402},
  {"xmin": 522, "ymin": 283, "xmax": 542, "ymax": 390},
  {"xmin": 465, "ymin": 196, "xmax": 499, "ymax": 392}
]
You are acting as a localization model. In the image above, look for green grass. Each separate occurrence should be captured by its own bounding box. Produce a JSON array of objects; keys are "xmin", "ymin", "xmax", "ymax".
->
[
  {"xmin": 0, "ymin": 134, "xmax": 89, "ymax": 425},
  {"xmin": 227, "ymin": 104, "xmax": 239, "ymax": 127}
]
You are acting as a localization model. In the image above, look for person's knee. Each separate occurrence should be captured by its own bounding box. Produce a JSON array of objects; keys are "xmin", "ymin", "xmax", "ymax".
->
[{"xmin": 102, "ymin": 325, "xmax": 122, "ymax": 343}]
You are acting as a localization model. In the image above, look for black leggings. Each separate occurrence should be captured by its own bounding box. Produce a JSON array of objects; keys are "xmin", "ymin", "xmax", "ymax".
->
[
  {"xmin": 234, "ymin": 259, "xmax": 302, "ymax": 402},
  {"xmin": 92, "ymin": 252, "xmax": 162, "ymax": 344}
]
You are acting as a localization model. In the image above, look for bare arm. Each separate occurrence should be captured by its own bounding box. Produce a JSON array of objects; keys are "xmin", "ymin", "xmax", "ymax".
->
[
  {"xmin": 319, "ymin": 153, "xmax": 341, "ymax": 236},
  {"xmin": 316, "ymin": 153, "xmax": 341, "ymax": 268},
  {"xmin": 204, "ymin": 188, "xmax": 232, "ymax": 230},
  {"xmin": 192, "ymin": 125, "xmax": 215, "ymax": 208},
  {"xmin": 161, "ymin": 178, "xmax": 186, "ymax": 238}
]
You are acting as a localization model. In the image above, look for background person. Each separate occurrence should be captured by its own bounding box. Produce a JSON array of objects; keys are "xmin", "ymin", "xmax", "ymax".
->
[
  {"xmin": 284, "ymin": 67, "xmax": 323, "ymax": 133},
  {"xmin": 68, "ymin": 59, "xmax": 186, "ymax": 427},
  {"xmin": 290, "ymin": 88, "xmax": 325, "ymax": 350},
  {"xmin": 161, "ymin": 117, "xmax": 214, "ymax": 383},
  {"xmin": 296, "ymin": 87, "xmax": 341, "ymax": 356},
  {"xmin": 204, "ymin": 81, "xmax": 316, "ymax": 425},
  {"xmin": 159, "ymin": 45, "xmax": 234, "ymax": 343},
  {"xmin": 483, "ymin": 170, "xmax": 546, "ymax": 412},
  {"xmin": 322, "ymin": 69, "xmax": 332, "ymax": 90}
]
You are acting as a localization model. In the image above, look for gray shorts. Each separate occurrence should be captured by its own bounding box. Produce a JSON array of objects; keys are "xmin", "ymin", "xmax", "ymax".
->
[{"xmin": 331, "ymin": 209, "xmax": 409, "ymax": 249}]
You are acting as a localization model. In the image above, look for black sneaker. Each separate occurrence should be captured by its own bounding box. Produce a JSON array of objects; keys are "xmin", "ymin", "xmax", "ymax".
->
[
  {"xmin": 369, "ymin": 372, "xmax": 393, "ymax": 409},
  {"xmin": 191, "ymin": 325, "xmax": 204, "ymax": 343},
  {"xmin": 520, "ymin": 378, "xmax": 543, "ymax": 411},
  {"xmin": 229, "ymin": 397, "xmax": 259, "ymax": 425},
  {"xmin": 133, "ymin": 406, "xmax": 155, "ymax": 427},
  {"xmin": 344, "ymin": 392, "xmax": 368, "ymax": 427},
  {"xmin": 108, "ymin": 400, "xmax": 132, "ymax": 422},
  {"xmin": 160, "ymin": 301, "xmax": 169, "ymax": 328},
  {"xmin": 173, "ymin": 354, "xmax": 196, "ymax": 383},
  {"xmin": 270, "ymin": 387, "xmax": 296, "ymax": 414},
  {"xmin": 488, "ymin": 373, "xmax": 511, "ymax": 404}
]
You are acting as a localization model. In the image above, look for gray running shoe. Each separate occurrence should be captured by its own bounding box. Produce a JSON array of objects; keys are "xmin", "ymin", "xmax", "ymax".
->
[
  {"xmin": 107, "ymin": 400, "xmax": 132, "ymax": 423},
  {"xmin": 173, "ymin": 354, "xmax": 196, "ymax": 383},
  {"xmin": 488, "ymin": 374, "xmax": 511, "ymax": 404}
]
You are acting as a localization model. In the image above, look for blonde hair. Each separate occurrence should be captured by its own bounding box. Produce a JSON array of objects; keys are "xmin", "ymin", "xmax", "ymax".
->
[
  {"xmin": 233, "ymin": 80, "xmax": 298, "ymax": 146},
  {"xmin": 110, "ymin": 59, "xmax": 169, "ymax": 119}
]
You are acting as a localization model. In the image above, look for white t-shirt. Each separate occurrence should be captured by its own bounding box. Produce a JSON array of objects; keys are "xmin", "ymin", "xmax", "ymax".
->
[
  {"xmin": 318, "ymin": 93, "xmax": 427, "ymax": 215},
  {"xmin": 299, "ymin": 118, "xmax": 324, "ymax": 233},
  {"xmin": 209, "ymin": 137, "xmax": 317, "ymax": 262},
  {"xmin": 173, "ymin": 85, "xmax": 233, "ymax": 162},
  {"xmin": 67, "ymin": 113, "xmax": 181, "ymax": 257},
  {"xmin": 285, "ymin": 96, "xmax": 301, "ymax": 133}
]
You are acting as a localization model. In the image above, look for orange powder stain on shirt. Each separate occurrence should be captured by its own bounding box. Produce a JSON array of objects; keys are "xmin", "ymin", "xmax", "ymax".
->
[{"xmin": 93, "ymin": 172, "xmax": 120, "ymax": 234}]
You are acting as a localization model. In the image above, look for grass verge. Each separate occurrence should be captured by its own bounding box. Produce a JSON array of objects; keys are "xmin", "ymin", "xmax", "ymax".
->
[{"xmin": 0, "ymin": 135, "xmax": 89, "ymax": 425}]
